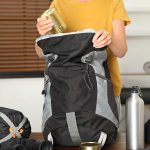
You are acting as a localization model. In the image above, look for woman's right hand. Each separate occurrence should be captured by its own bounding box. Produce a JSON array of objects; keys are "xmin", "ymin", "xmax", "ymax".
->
[{"xmin": 36, "ymin": 17, "xmax": 54, "ymax": 35}]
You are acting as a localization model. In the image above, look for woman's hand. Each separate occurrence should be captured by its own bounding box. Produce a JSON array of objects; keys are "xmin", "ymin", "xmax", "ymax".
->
[
  {"xmin": 36, "ymin": 17, "xmax": 54, "ymax": 35},
  {"xmin": 92, "ymin": 29, "xmax": 112, "ymax": 48}
]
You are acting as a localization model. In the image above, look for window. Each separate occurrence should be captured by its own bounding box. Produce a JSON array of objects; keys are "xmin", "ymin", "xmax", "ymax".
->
[{"xmin": 0, "ymin": 0, "xmax": 51, "ymax": 78}]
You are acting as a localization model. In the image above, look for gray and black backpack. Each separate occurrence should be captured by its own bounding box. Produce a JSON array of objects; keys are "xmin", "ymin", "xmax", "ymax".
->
[
  {"xmin": 36, "ymin": 29, "xmax": 119, "ymax": 147},
  {"xmin": 0, "ymin": 107, "xmax": 31, "ymax": 149}
]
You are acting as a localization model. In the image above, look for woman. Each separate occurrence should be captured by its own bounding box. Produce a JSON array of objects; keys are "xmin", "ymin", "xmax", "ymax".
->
[{"xmin": 36, "ymin": 0, "xmax": 131, "ymax": 116}]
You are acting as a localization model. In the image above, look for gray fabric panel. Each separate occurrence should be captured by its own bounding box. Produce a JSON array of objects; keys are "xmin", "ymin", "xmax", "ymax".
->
[
  {"xmin": 81, "ymin": 51, "xmax": 119, "ymax": 127},
  {"xmin": 95, "ymin": 76, "xmax": 119, "ymax": 127},
  {"xmin": 66, "ymin": 112, "xmax": 81, "ymax": 146},
  {"xmin": 42, "ymin": 54, "xmax": 58, "ymax": 130},
  {"xmin": 0, "ymin": 112, "xmax": 21, "ymax": 138},
  {"xmin": 42, "ymin": 74, "xmax": 52, "ymax": 130}
]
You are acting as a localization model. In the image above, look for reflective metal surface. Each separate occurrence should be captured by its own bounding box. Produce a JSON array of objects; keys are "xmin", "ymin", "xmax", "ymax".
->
[
  {"xmin": 41, "ymin": 8, "xmax": 67, "ymax": 34},
  {"xmin": 80, "ymin": 142, "xmax": 101, "ymax": 150}
]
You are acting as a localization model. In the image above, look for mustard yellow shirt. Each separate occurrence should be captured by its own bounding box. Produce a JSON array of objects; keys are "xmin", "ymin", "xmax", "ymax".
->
[{"xmin": 50, "ymin": 0, "xmax": 131, "ymax": 96}]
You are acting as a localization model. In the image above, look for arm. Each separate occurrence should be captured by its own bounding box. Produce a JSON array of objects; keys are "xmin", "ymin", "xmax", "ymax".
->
[
  {"xmin": 35, "ymin": 17, "xmax": 54, "ymax": 58},
  {"xmin": 108, "ymin": 20, "xmax": 127, "ymax": 58},
  {"xmin": 92, "ymin": 20, "xmax": 127, "ymax": 58},
  {"xmin": 35, "ymin": 43, "xmax": 43, "ymax": 58}
]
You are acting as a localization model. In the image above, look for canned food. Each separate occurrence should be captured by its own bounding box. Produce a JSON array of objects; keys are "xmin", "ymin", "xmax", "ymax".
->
[
  {"xmin": 41, "ymin": 8, "xmax": 67, "ymax": 34},
  {"xmin": 80, "ymin": 142, "xmax": 101, "ymax": 150}
]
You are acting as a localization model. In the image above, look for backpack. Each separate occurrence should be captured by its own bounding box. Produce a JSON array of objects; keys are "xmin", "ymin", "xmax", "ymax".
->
[
  {"xmin": 145, "ymin": 119, "xmax": 150, "ymax": 143},
  {"xmin": 0, "ymin": 107, "xmax": 31, "ymax": 149},
  {"xmin": 36, "ymin": 29, "xmax": 119, "ymax": 147}
]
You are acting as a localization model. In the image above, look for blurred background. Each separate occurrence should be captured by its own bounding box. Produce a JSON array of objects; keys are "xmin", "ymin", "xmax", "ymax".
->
[{"xmin": 0, "ymin": 0, "xmax": 150, "ymax": 132}]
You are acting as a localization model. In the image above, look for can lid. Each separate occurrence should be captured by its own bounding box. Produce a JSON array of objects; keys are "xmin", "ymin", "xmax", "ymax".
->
[
  {"xmin": 41, "ymin": 8, "xmax": 55, "ymax": 18},
  {"xmin": 131, "ymin": 86, "xmax": 143, "ymax": 97}
]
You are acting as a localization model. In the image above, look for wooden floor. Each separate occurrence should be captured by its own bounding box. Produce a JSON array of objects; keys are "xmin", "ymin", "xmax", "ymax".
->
[{"xmin": 30, "ymin": 132, "xmax": 150, "ymax": 150}]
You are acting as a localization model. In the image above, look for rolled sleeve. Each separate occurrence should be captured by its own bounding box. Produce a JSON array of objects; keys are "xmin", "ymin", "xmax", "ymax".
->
[{"xmin": 113, "ymin": 0, "xmax": 131, "ymax": 26}]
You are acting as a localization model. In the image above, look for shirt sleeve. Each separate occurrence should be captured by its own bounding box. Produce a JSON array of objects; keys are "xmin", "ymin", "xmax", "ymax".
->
[{"xmin": 113, "ymin": 0, "xmax": 131, "ymax": 26}]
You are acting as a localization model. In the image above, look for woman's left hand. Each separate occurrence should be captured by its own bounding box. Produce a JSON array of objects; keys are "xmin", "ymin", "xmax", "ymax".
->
[{"xmin": 92, "ymin": 29, "xmax": 112, "ymax": 48}]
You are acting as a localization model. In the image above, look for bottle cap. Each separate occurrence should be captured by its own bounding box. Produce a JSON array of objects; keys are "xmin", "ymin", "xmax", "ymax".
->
[{"xmin": 131, "ymin": 86, "xmax": 143, "ymax": 97}]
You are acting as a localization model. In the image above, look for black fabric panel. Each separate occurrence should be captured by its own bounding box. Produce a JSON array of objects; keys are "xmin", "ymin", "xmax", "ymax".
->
[
  {"xmin": 37, "ymin": 33, "xmax": 105, "ymax": 58},
  {"xmin": 145, "ymin": 119, "xmax": 150, "ymax": 143},
  {"xmin": 0, "ymin": 138, "xmax": 22, "ymax": 150},
  {"xmin": 43, "ymin": 111, "xmax": 118, "ymax": 146},
  {"xmin": 47, "ymin": 63, "xmax": 97, "ymax": 114},
  {"xmin": 76, "ymin": 111, "xmax": 117, "ymax": 144},
  {"xmin": 43, "ymin": 113, "xmax": 67, "ymax": 139},
  {"xmin": 52, "ymin": 127, "xmax": 73, "ymax": 146},
  {"xmin": 102, "ymin": 60, "xmax": 119, "ymax": 121},
  {"xmin": 102, "ymin": 60, "xmax": 110, "ymax": 79}
]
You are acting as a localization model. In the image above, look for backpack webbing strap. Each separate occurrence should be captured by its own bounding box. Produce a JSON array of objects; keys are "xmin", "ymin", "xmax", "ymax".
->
[
  {"xmin": 48, "ymin": 132, "xmax": 53, "ymax": 144},
  {"xmin": 0, "ymin": 112, "xmax": 26, "ymax": 143},
  {"xmin": 0, "ymin": 131, "xmax": 14, "ymax": 144},
  {"xmin": 98, "ymin": 132, "xmax": 107, "ymax": 147},
  {"xmin": 17, "ymin": 116, "xmax": 27, "ymax": 131},
  {"xmin": 66, "ymin": 112, "xmax": 81, "ymax": 146}
]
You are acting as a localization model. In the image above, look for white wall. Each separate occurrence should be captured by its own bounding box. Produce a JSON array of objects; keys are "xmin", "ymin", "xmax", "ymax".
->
[
  {"xmin": 119, "ymin": 0, "xmax": 150, "ymax": 87},
  {"xmin": 0, "ymin": 0, "xmax": 150, "ymax": 132},
  {"xmin": 0, "ymin": 78, "xmax": 44, "ymax": 132}
]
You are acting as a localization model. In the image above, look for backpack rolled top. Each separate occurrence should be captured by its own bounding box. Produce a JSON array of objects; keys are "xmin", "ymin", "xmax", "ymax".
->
[{"xmin": 36, "ymin": 29, "xmax": 119, "ymax": 147}]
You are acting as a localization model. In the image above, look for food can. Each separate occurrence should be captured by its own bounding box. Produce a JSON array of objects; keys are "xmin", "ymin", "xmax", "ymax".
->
[
  {"xmin": 80, "ymin": 142, "xmax": 101, "ymax": 150},
  {"xmin": 41, "ymin": 8, "xmax": 67, "ymax": 34}
]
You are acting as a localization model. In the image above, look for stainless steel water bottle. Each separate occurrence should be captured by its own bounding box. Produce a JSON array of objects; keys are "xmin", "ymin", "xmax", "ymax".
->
[{"xmin": 126, "ymin": 86, "xmax": 144, "ymax": 150}]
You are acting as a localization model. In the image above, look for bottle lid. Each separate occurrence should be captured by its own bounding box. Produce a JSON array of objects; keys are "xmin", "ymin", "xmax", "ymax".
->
[{"xmin": 131, "ymin": 86, "xmax": 143, "ymax": 97}]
